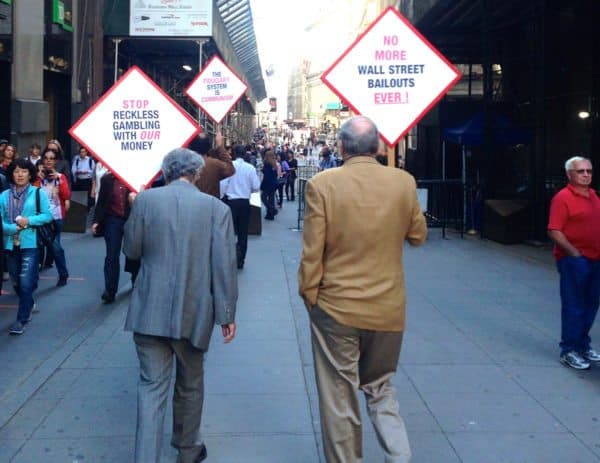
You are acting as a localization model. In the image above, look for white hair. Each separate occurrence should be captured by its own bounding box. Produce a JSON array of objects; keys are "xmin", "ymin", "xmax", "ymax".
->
[
  {"xmin": 565, "ymin": 156, "xmax": 591, "ymax": 171},
  {"xmin": 161, "ymin": 148, "xmax": 204, "ymax": 183}
]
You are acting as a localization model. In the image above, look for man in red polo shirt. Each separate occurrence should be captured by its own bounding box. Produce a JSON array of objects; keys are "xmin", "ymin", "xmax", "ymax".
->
[{"xmin": 548, "ymin": 156, "xmax": 600, "ymax": 369}]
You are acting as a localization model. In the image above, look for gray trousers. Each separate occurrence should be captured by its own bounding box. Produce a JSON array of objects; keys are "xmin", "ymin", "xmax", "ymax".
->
[
  {"xmin": 133, "ymin": 333, "xmax": 206, "ymax": 463},
  {"xmin": 310, "ymin": 306, "xmax": 411, "ymax": 463}
]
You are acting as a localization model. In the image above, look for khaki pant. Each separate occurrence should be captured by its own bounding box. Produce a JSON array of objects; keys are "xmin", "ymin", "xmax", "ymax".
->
[{"xmin": 310, "ymin": 305, "xmax": 411, "ymax": 463}]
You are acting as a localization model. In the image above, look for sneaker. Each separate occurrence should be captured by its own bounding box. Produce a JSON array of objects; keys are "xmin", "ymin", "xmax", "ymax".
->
[
  {"xmin": 582, "ymin": 348, "xmax": 600, "ymax": 362},
  {"xmin": 9, "ymin": 321, "xmax": 24, "ymax": 335},
  {"xmin": 561, "ymin": 351, "xmax": 591, "ymax": 370},
  {"xmin": 32, "ymin": 303, "xmax": 39, "ymax": 313}
]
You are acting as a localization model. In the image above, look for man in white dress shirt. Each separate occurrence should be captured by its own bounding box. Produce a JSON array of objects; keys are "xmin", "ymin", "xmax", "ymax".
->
[{"xmin": 222, "ymin": 145, "xmax": 260, "ymax": 269}]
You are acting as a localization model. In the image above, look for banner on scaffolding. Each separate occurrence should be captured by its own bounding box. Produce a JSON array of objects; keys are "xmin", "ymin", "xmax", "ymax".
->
[{"xmin": 129, "ymin": 0, "xmax": 213, "ymax": 37}]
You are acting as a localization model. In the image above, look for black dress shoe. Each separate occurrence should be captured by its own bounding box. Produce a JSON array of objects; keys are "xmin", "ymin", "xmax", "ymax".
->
[
  {"xmin": 56, "ymin": 275, "xmax": 68, "ymax": 287},
  {"xmin": 176, "ymin": 444, "xmax": 207, "ymax": 463},
  {"xmin": 197, "ymin": 445, "xmax": 207, "ymax": 462},
  {"xmin": 101, "ymin": 291, "xmax": 115, "ymax": 303}
]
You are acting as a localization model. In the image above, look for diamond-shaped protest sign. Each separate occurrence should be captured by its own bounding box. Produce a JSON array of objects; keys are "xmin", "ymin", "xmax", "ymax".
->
[
  {"xmin": 185, "ymin": 56, "xmax": 248, "ymax": 124},
  {"xmin": 69, "ymin": 66, "xmax": 199, "ymax": 193},
  {"xmin": 322, "ymin": 6, "xmax": 461, "ymax": 146}
]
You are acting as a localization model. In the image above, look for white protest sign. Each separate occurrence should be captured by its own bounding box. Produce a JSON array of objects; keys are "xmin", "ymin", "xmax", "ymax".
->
[
  {"xmin": 322, "ymin": 6, "xmax": 461, "ymax": 146},
  {"xmin": 185, "ymin": 56, "xmax": 248, "ymax": 124},
  {"xmin": 69, "ymin": 66, "xmax": 199, "ymax": 193}
]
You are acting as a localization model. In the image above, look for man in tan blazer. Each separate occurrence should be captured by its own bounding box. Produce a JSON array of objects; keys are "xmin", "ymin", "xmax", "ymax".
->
[{"xmin": 298, "ymin": 116, "xmax": 427, "ymax": 463}]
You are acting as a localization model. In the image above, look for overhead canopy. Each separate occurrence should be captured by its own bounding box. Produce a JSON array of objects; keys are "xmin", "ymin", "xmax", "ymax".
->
[
  {"xmin": 443, "ymin": 110, "xmax": 532, "ymax": 146},
  {"xmin": 217, "ymin": 0, "xmax": 266, "ymax": 102}
]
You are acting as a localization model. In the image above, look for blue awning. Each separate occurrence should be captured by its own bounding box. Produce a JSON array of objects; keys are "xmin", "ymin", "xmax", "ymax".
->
[{"xmin": 443, "ymin": 110, "xmax": 532, "ymax": 146}]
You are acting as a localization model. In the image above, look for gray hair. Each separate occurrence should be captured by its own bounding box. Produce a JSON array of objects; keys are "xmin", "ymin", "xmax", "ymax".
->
[
  {"xmin": 565, "ymin": 156, "xmax": 591, "ymax": 171},
  {"xmin": 161, "ymin": 147, "xmax": 204, "ymax": 183},
  {"xmin": 338, "ymin": 116, "xmax": 379, "ymax": 158}
]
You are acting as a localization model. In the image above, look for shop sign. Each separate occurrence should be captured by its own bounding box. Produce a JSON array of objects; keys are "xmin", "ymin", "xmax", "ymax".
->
[
  {"xmin": 129, "ymin": 0, "xmax": 212, "ymax": 37},
  {"xmin": 321, "ymin": 6, "xmax": 461, "ymax": 146},
  {"xmin": 185, "ymin": 56, "xmax": 248, "ymax": 124},
  {"xmin": 69, "ymin": 66, "xmax": 199, "ymax": 193},
  {"xmin": 52, "ymin": 0, "xmax": 73, "ymax": 32}
]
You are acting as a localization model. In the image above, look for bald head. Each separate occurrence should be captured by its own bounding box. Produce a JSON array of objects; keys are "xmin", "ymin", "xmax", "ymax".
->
[{"xmin": 338, "ymin": 116, "xmax": 379, "ymax": 159}]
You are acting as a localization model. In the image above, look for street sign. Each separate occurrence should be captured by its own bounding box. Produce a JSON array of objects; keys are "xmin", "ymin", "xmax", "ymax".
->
[
  {"xmin": 185, "ymin": 56, "xmax": 248, "ymax": 124},
  {"xmin": 69, "ymin": 66, "xmax": 199, "ymax": 193},
  {"xmin": 321, "ymin": 6, "xmax": 461, "ymax": 146}
]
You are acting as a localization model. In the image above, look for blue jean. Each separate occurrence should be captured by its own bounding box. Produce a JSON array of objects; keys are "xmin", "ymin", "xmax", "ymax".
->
[
  {"xmin": 103, "ymin": 215, "xmax": 126, "ymax": 296},
  {"xmin": 7, "ymin": 247, "xmax": 39, "ymax": 324},
  {"xmin": 51, "ymin": 219, "xmax": 68, "ymax": 278},
  {"xmin": 557, "ymin": 256, "xmax": 600, "ymax": 354}
]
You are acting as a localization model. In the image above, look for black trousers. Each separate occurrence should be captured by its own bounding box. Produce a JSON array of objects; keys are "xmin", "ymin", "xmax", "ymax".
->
[
  {"xmin": 261, "ymin": 190, "xmax": 277, "ymax": 219},
  {"xmin": 285, "ymin": 177, "xmax": 296, "ymax": 200},
  {"xmin": 228, "ymin": 198, "xmax": 251, "ymax": 265}
]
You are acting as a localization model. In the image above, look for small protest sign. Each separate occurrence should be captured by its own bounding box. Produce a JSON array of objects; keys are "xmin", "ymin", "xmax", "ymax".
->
[{"xmin": 185, "ymin": 56, "xmax": 248, "ymax": 124}]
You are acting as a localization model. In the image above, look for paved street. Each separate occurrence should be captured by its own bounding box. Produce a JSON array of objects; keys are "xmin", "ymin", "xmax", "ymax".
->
[{"xmin": 1, "ymin": 201, "xmax": 599, "ymax": 463}]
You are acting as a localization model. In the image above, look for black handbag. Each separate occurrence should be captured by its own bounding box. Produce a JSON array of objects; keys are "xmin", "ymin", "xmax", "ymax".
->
[{"xmin": 34, "ymin": 187, "xmax": 57, "ymax": 247}]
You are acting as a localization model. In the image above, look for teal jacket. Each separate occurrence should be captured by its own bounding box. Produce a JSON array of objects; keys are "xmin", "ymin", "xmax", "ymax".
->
[{"xmin": 0, "ymin": 187, "xmax": 53, "ymax": 250}]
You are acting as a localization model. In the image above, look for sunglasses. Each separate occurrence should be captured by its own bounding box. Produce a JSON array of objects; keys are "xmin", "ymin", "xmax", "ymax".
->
[{"xmin": 573, "ymin": 169, "xmax": 592, "ymax": 174}]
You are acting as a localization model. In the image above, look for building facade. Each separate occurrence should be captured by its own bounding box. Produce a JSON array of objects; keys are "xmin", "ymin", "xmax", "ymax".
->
[{"xmin": 1, "ymin": 0, "xmax": 266, "ymax": 160}]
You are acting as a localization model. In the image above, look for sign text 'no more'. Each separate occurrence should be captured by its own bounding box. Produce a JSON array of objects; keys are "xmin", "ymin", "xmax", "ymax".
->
[{"xmin": 322, "ymin": 7, "xmax": 461, "ymax": 146}]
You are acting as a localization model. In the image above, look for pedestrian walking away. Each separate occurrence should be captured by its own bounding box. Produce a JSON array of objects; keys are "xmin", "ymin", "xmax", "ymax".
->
[
  {"xmin": 187, "ymin": 131, "xmax": 235, "ymax": 198},
  {"xmin": 260, "ymin": 150, "xmax": 278, "ymax": 220},
  {"xmin": 92, "ymin": 173, "xmax": 138, "ymax": 304},
  {"xmin": 124, "ymin": 148, "xmax": 237, "ymax": 463},
  {"xmin": 298, "ymin": 116, "xmax": 427, "ymax": 462},
  {"xmin": 222, "ymin": 144, "xmax": 260, "ymax": 269},
  {"xmin": 548, "ymin": 155, "xmax": 600, "ymax": 370}
]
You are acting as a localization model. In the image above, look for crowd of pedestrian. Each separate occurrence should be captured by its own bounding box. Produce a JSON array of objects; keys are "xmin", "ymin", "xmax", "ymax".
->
[
  {"xmin": 0, "ymin": 137, "xmax": 107, "ymax": 335},
  {"xmin": 2, "ymin": 116, "xmax": 599, "ymax": 463}
]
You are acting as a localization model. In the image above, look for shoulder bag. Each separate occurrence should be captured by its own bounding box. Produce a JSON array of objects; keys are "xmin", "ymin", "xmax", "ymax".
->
[{"xmin": 35, "ymin": 187, "xmax": 57, "ymax": 247}]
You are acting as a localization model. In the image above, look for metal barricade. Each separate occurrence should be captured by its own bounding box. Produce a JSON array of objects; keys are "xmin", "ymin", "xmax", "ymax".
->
[
  {"xmin": 295, "ymin": 165, "xmax": 320, "ymax": 230},
  {"xmin": 416, "ymin": 179, "xmax": 464, "ymax": 238}
]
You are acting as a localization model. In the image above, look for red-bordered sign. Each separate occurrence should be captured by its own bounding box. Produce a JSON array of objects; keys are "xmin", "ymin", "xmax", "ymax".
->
[
  {"xmin": 185, "ymin": 56, "xmax": 248, "ymax": 124},
  {"xmin": 69, "ymin": 66, "xmax": 200, "ymax": 193},
  {"xmin": 322, "ymin": 6, "xmax": 461, "ymax": 146}
]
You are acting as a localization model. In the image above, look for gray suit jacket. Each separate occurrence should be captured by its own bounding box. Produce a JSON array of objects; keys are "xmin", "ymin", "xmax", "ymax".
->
[{"xmin": 123, "ymin": 179, "xmax": 237, "ymax": 350}]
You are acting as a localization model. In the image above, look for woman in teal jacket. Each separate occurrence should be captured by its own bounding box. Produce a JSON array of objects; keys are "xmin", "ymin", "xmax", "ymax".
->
[{"xmin": 0, "ymin": 158, "xmax": 52, "ymax": 335}]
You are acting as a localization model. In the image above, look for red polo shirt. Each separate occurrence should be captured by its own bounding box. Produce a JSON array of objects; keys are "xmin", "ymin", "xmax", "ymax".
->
[{"xmin": 548, "ymin": 184, "xmax": 600, "ymax": 260}]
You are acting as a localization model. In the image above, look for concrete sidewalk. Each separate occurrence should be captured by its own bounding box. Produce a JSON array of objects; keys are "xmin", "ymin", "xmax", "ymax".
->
[{"xmin": 1, "ymin": 200, "xmax": 599, "ymax": 462}]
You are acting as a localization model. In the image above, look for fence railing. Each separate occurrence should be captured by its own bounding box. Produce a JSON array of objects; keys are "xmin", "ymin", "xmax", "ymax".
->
[
  {"xmin": 295, "ymin": 165, "xmax": 320, "ymax": 230},
  {"xmin": 416, "ymin": 179, "xmax": 465, "ymax": 238}
]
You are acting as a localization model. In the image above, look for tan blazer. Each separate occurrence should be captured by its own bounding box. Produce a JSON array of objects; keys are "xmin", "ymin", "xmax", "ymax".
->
[{"xmin": 298, "ymin": 156, "xmax": 427, "ymax": 332}]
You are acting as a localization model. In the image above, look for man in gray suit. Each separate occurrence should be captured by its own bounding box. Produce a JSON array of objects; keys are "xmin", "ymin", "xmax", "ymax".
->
[{"xmin": 124, "ymin": 147, "xmax": 238, "ymax": 463}]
